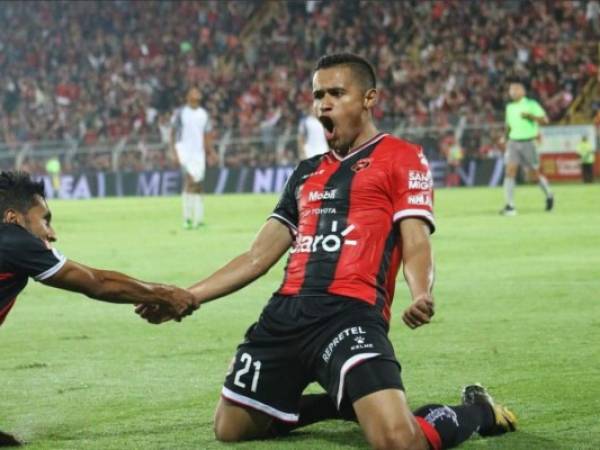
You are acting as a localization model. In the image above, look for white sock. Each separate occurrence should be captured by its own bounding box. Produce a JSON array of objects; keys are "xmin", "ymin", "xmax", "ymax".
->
[
  {"xmin": 182, "ymin": 192, "xmax": 192, "ymax": 222},
  {"xmin": 538, "ymin": 175, "xmax": 552, "ymax": 198},
  {"xmin": 503, "ymin": 177, "xmax": 515, "ymax": 207},
  {"xmin": 191, "ymin": 194, "xmax": 204, "ymax": 226}
]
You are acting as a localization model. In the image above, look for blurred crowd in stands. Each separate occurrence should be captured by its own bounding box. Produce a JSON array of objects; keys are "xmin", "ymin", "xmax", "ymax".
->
[{"xmin": 1, "ymin": 0, "xmax": 599, "ymax": 172}]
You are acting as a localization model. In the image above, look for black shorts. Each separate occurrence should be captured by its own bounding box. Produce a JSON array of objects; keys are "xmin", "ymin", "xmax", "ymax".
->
[{"xmin": 221, "ymin": 295, "xmax": 403, "ymax": 423}]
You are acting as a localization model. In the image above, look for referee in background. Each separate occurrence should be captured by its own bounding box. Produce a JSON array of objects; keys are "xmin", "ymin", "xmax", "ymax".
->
[{"xmin": 500, "ymin": 80, "xmax": 554, "ymax": 216}]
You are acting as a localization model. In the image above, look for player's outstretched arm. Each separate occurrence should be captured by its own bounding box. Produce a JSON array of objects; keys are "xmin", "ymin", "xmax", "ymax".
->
[
  {"xmin": 189, "ymin": 218, "xmax": 292, "ymax": 303},
  {"xmin": 42, "ymin": 260, "xmax": 197, "ymax": 318},
  {"xmin": 136, "ymin": 218, "xmax": 293, "ymax": 324},
  {"xmin": 399, "ymin": 218, "xmax": 435, "ymax": 329}
]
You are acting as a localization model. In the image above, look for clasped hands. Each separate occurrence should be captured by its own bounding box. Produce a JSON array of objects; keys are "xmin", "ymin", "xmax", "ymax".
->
[{"xmin": 136, "ymin": 286, "xmax": 200, "ymax": 324}]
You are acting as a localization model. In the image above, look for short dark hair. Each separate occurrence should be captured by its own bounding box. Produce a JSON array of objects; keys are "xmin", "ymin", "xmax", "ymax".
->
[
  {"xmin": 314, "ymin": 53, "xmax": 377, "ymax": 90},
  {"xmin": 0, "ymin": 171, "xmax": 46, "ymax": 217},
  {"xmin": 507, "ymin": 77, "xmax": 529, "ymax": 90}
]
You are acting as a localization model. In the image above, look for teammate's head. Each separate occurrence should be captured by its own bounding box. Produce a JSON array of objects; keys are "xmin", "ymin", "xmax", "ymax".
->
[
  {"xmin": 508, "ymin": 80, "xmax": 526, "ymax": 101},
  {"xmin": 0, "ymin": 171, "xmax": 56, "ymax": 243},
  {"xmin": 312, "ymin": 53, "xmax": 378, "ymax": 154},
  {"xmin": 186, "ymin": 87, "xmax": 202, "ymax": 107}
]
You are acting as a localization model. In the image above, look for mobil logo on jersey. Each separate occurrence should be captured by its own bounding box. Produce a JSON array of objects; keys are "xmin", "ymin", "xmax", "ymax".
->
[
  {"xmin": 307, "ymin": 189, "xmax": 337, "ymax": 202},
  {"xmin": 291, "ymin": 220, "xmax": 357, "ymax": 254},
  {"xmin": 408, "ymin": 170, "xmax": 433, "ymax": 190}
]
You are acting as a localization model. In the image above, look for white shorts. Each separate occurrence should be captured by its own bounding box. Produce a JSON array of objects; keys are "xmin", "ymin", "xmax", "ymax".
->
[{"xmin": 176, "ymin": 143, "xmax": 206, "ymax": 182}]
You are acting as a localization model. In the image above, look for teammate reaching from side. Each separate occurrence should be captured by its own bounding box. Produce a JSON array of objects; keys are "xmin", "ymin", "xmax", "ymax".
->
[
  {"xmin": 0, "ymin": 171, "xmax": 197, "ymax": 445},
  {"xmin": 139, "ymin": 54, "xmax": 517, "ymax": 450}
]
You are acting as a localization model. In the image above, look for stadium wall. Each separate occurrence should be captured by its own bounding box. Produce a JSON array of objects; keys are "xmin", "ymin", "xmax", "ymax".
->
[{"xmin": 36, "ymin": 159, "xmax": 516, "ymax": 199}]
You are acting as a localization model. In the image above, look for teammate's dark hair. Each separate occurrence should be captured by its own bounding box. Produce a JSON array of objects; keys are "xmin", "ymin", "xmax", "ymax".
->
[
  {"xmin": 0, "ymin": 171, "xmax": 45, "ymax": 217},
  {"xmin": 314, "ymin": 53, "xmax": 376, "ymax": 90}
]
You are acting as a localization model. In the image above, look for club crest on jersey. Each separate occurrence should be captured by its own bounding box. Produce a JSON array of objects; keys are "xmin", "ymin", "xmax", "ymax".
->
[{"xmin": 351, "ymin": 158, "xmax": 372, "ymax": 172}]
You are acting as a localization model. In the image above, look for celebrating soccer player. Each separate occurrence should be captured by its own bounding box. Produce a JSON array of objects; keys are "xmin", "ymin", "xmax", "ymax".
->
[{"xmin": 139, "ymin": 54, "xmax": 517, "ymax": 450}]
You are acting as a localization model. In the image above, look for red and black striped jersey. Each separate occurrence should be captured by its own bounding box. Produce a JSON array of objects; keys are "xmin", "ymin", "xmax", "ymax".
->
[
  {"xmin": 0, "ymin": 224, "xmax": 66, "ymax": 326},
  {"xmin": 270, "ymin": 133, "xmax": 434, "ymax": 322}
]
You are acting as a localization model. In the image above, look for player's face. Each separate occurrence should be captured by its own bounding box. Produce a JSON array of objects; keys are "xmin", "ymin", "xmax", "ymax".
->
[
  {"xmin": 187, "ymin": 88, "xmax": 201, "ymax": 107},
  {"xmin": 312, "ymin": 67, "xmax": 375, "ymax": 154},
  {"xmin": 509, "ymin": 83, "xmax": 525, "ymax": 101},
  {"xmin": 21, "ymin": 195, "xmax": 57, "ymax": 246}
]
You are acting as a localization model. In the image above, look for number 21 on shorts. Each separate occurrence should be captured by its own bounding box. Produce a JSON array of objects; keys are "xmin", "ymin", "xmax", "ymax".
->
[{"xmin": 233, "ymin": 352, "xmax": 262, "ymax": 393}]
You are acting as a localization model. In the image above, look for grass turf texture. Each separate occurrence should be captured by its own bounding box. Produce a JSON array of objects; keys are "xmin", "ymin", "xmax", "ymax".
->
[{"xmin": 2, "ymin": 184, "xmax": 599, "ymax": 450}]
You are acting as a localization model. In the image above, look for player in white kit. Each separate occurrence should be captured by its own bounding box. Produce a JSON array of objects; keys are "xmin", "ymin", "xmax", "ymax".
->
[
  {"xmin": 170, "ymin": 87, "xmax": 215, "ymax": 229},
  {"xmin": 297, "ymin": 111, "xmax": 329, "ymax": 159}
]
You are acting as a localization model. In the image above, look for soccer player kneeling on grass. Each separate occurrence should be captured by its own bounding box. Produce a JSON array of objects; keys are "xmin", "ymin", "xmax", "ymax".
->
[
  {"xmin": 0, "ymin": 171, "xmax": 197, "ymax": 446},
  {"xmin": 138, "ymin": 53, "xmax": 517, "ymax": 450}
]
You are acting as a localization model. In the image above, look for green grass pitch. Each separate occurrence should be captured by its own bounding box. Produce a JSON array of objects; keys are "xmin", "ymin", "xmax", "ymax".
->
[{"xmin": 2, "ymin": 184, "xmax": 599, "ymax": 449}]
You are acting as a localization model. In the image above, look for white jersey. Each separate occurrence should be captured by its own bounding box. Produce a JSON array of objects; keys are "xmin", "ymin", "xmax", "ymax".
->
[
  {"xmin": 299, "ymin": 115, "xmax": 329, "ymax": 158},
  {"xmin": 172, "ymin": 105, "xmax": 211, "ymax": 181}
]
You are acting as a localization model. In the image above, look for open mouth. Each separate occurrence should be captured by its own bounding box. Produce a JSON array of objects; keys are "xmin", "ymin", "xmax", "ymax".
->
[{"xmin": 319, "ymin": 116, "xmax": 335, "ymax": 140}]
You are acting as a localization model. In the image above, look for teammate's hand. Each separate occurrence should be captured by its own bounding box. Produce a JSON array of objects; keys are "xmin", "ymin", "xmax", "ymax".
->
[
  {"xmin": 136, "ymin": 286, "xmax": 199, "ymax": 324},
  {"xmin": 135, "ymin": 304, "xmax": 176, "ymax": 324},
  {"xmin": 163, "ymin": 285, "xmax": 198, "ymax": 316},
  {"xmin": 402, "ymin": 295, "xmax": 434, "ymax": 329}
]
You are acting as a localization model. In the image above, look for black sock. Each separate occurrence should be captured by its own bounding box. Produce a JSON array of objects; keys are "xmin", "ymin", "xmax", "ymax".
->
[
  {"xmin": 413, "ymin": 403, "xmax": 494, "ymax": 449},
  {"xmin": 270, "ymin": 393, "xmax": 344, "ymax": 436}
]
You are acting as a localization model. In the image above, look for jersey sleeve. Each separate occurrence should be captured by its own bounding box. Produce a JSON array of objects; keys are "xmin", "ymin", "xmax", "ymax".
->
[
  {"xmin": 1, "ymin": 225, "xmax": 67, "ymax": 281},
  {"xmin": 269, "ymin": 167, "xmax": 300, "ymax": 235},
  {"xmin": 531, "ymin": 100, "xmax": 547, "ymax": 119},
  {"xmin": 390, "ymin": 146, "xmax": 435, "ymax": 233}
]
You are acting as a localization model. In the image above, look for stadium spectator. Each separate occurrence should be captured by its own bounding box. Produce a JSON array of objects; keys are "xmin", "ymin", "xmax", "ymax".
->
[
  {"xmin": 0, "ymin": 1, "xmax": 598, "ymax": 170},
  {"xmin": 576, "ymin": 134, "xmax": 595, "ymax": 183}
]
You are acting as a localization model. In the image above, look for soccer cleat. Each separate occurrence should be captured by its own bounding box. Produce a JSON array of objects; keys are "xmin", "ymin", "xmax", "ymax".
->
[
  {"xmin": 545, "ymin": 196, "xmax": 554, "ymax": 211},
  {"xmin": 461, "ymin": 384, "xmax": 517, "ymax": 436},
  {"xmin": 0, "ymin": 430, "xmax": 22, "ymax": 446},
  {"xmin": 183, "ymin": 219, "xmax": 193, "ymax": 230},
  {"xmin": 499, "ymin": 205, "xmax": 517, "ymax": 216}
]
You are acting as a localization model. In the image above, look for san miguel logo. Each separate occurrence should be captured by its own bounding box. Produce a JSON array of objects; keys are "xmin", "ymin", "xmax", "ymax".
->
[{"xmin": 351, "ymin": 158, "xmax": 372, "ymax": 172}]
